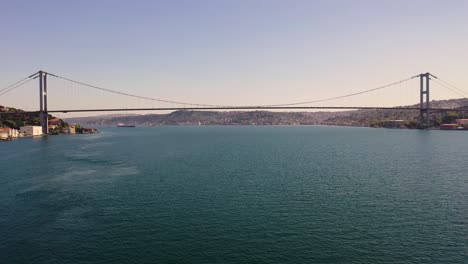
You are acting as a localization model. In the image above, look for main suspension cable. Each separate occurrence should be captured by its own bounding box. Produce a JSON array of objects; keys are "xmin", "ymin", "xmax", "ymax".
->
[
  {"xmin": 432, "ymin": 79, "xmax": 467, "ymax": 99},
  {"xmin": 0, "ymin": 78, "xmax": 35, "ymax": 97},
  {"xmin": 48, "ymin": 72, "xmax": 416, "ymax": 108}
]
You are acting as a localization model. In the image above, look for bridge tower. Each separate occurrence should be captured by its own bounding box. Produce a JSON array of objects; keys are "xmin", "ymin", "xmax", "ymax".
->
[
  {"xmin": 419, "ymin": 72, "xmax": 436, "ymax": 129},
  {"xmin": 38, "ymin": 71, "xmax": 48, "ymax": 134}
]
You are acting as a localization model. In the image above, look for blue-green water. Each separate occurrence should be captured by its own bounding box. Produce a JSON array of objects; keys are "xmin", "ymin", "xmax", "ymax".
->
[{"xmin": 0, "ymin": 126, "xmax": 466, "ymax": 263}]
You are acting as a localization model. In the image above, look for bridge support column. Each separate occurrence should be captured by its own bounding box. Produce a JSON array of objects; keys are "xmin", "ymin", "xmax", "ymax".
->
[
  {"xmin": 426, "ymin": 74, "xmax": 430, "ymax": 128},
  {"xmin": 419, "ymin": 73, "xmax": 432, "ymax": 129},
  {"xmin": 38, "ymin": 71, "xmax": 48, "ymax": 134}
]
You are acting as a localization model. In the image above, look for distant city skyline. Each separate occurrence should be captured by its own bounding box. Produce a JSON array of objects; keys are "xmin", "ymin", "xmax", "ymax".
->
[{"xmin": 1, "ymin": 0, "xmax": 468, "ymax": 117}]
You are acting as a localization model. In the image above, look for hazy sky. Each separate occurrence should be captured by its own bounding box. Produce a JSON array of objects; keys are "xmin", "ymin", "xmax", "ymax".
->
[{"xmin": 1, "ymin": 0, "xmax": 468, "ymax": 115}]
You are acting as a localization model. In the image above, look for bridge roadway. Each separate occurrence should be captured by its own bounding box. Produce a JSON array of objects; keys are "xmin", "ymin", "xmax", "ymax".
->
[{"xmin": 6, "ymin": 106, "xmax": 468, "ymax": 113}]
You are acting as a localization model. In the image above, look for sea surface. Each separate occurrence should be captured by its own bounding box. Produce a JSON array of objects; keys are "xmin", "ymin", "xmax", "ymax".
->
[{"xmin": 0, "ymin": 126, "xmax": 466, "ymax": 264}]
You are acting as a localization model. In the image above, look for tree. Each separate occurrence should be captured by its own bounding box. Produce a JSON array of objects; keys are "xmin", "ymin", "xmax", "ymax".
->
[{"xmin": 441, "ymin": 112, "xmax": 460, "ymax": 124}]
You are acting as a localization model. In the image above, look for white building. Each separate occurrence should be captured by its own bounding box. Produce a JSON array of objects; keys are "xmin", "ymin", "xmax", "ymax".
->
[
  {"xmin": 9, "ymin": 128, "xmax": 19, "ymax": 138},
  {"xmin": 20, "ymin": 126, "xmax": 43, "ymax": 137},
  {"xmin": 0, "ymin": 128, "xmax": 19, "ymax": 140}
]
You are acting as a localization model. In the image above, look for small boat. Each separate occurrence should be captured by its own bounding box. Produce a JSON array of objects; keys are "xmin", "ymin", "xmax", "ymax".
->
[{"xmin": 117, "ymin": 123, "xmax": 135, "ymax": 127}]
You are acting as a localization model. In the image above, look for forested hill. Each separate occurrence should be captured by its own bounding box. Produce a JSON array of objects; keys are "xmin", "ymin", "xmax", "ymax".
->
[{"xmin": 0, "ymin": 105, "xmax": 65, "ymax": 129}]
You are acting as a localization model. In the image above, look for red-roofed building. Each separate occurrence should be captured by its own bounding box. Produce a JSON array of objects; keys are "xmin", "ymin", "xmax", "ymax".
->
[{"xmin": 48, "ymin": 118, "xmax": 62, "ymax": 126}]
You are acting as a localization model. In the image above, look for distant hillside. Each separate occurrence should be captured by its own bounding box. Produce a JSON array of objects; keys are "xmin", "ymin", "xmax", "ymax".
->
[
  {"xmin": 63, "ymin": 113, "xmax": 137, "ymax": 125},
  {"xmin": 323, "ymin": 98, "xmax": 468, "ymax": 127},
  {"xmin": 65, "ymin": 110, "xmax": 349, "ymax": 126},
  {"xmin": 63, "ymin": 98, "xmax": 468, "ymax": 127}
]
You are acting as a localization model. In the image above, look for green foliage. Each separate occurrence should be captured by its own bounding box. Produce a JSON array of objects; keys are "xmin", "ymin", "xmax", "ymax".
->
[
  {"xmin": 0, "ymin": 106, "xmax": 70, "ymax": 131},
  {"xmin": 441, "ymin": 112, "xmax": 460, "ymax": 124}
]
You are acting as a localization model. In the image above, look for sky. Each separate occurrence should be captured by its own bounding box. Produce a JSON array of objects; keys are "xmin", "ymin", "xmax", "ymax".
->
[{"xmin": 1, "ymin": 0, "xmax": 468, "ymax": 116}]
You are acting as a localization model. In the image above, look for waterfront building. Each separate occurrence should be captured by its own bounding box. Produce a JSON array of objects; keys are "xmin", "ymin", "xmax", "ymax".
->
[
  {"xmin": 20, "ymin": 126, "xmax": 43, "ymax": 137},
  {"xmin": 10, "ymin": 128, "xmax": 19, "ymax": 138},
  {"xmin": 0, "ymin": 128, "xmax": 19, "ymax": 140},
  {"xmin": 48, "ymin": 118, "xmax": 62, "ymax": 130},
  {"xmin": 63, "ymin": 125, "xmax": 76, "ymax": 134},
  {"xmin": 0, "ymin": 128, "xmax": 9, "ymax": 140},
  {"xmin": 455, "ymin": 119, "xmax": 468, "ymax": 128},
  {"xmin": 49, "ymin": 118, "xmax": 61, "ymax": 126}
]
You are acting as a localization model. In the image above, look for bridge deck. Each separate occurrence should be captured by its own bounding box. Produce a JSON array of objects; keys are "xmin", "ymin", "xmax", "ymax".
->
[{"xmin": 1, "ymin": 106, "xmax": 467, "ymax": 114}]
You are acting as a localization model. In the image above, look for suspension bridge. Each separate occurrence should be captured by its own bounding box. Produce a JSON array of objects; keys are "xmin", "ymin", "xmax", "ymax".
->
[{"xmin": 1, "ymin": 70, "xmax": 468, "ymax": 133}]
